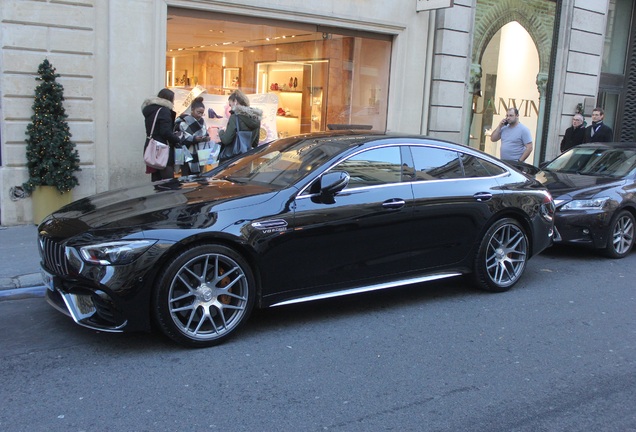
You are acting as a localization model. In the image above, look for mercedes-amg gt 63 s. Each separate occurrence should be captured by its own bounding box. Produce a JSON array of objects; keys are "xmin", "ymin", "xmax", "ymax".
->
[{"xmin": 39, "ymin": 132, "xmax": 555, "ymax": 347}]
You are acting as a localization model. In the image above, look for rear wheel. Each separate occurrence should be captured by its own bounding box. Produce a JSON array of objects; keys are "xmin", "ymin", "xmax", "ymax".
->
[
  {"xmin": 153, "ymin": 244, "xmax": 255, "ymax": 348},
  {"xmin": 602, "ymin": 210, "xmax": 635, "ymax": 259},
  {"xmin": 473, "ymin": 218, "xmax": 528, "ymax": 292}
]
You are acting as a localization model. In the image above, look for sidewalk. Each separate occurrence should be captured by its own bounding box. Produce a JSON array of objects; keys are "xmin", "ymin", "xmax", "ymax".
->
[{"xmin": 0, "ymin": 224, "xmax": 46, "ymax": 300}]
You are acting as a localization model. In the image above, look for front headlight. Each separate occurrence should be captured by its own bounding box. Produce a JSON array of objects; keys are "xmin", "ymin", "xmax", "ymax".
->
[
  {"xmin": 79, "ymin": 240, "xmax": 157, "ymax": 265},
  {"xmin": 560, "ymin": 197, "xmax": 609, "ymax": 211}
]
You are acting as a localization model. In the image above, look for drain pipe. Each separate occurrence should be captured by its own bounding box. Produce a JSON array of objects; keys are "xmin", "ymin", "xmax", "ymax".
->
[{"xmin": 421, "ymin": 10, "xmax": 436, "ymax": 135}]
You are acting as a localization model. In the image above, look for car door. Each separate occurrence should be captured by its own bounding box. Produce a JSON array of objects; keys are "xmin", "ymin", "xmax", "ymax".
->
[
  {"xmin": 407, "ymin": 146, "xmax": 506, "ymax": 268},
  {"xmin": 259, "ymin": 145, "xmax": 415, "ymax": 299}
]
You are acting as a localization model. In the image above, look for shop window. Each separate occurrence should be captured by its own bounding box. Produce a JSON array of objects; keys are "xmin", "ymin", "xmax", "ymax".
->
[
  {"xmin": 165, "ymin": 8, "xmax": 391, "ymax": 141},
  {"xmin": 602, "ymin": 0, "xmax": 632, "ymax": 75}
]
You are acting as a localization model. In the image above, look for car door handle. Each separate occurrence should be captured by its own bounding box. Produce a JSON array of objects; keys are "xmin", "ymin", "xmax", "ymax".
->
[
  {"xmin": 473, "ymin": 192, "xmax": 492, "ymax": 202},
  {"xmin": 382, "ymin": 199, "xmax": 406, "ymax": 209}
]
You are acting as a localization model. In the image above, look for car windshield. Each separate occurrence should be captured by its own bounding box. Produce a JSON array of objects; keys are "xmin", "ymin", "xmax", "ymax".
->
[
  {"xmin": 545, "ymin": 147, "xmax": 636, "ymax": 178},
  {"xmin": 206, "ymin": 136, "xmax": 353, "ymax": 187}
]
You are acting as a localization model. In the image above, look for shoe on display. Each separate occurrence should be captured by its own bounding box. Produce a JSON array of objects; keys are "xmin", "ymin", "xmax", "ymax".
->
[{"xmin": 208, "ymin": 108, "xmax": 222, "ymax": 119}]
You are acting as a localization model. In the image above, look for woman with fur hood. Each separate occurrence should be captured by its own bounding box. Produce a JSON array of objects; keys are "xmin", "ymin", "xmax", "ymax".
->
[
  {"xmin": 218, "ymin": 90, "xmax": 263, "ymax": 163},
  {"xmin": 141, "ymin": 88, "xmax": 181, "ymax": 181}
]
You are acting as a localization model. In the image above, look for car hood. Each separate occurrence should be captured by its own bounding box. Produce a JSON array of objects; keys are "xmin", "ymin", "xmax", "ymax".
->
[
  {"xmin": 41, "ymin": 177, "xmax": 281, "ymax": 233},
  {"xmin": 536, "ymin": 170, "xmax": 624, "ymax": 199}
]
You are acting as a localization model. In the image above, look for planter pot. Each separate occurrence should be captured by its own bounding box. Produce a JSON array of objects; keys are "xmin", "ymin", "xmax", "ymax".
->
[{"xmin": 32, "ymin": 186, "xmax": 73, "ymax": 224}]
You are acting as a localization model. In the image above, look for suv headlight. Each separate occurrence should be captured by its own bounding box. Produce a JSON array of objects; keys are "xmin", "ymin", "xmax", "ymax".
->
[
  {"xmin": 561, "ymin": 197, "xmax": 609, "ymax": 211},
  {"xmin": 79, "ymin": 240, "xmax": 157, "ymax": 265}
]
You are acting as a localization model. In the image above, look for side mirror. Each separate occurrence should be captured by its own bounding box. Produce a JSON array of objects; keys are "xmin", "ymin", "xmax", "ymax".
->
[{"xmin": 314, "ymin": 171, "xmax": 350, "ymax": 204}]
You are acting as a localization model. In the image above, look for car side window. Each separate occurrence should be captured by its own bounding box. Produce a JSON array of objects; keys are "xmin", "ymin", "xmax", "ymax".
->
[
  {"xmin": 461, "ymin": 154, "xmax": 506, "ymax": 177},
  {"xmin": 337, "ymin": 146, "xmax": 403, "ymax": 188},
  {"xmin": 410, "ymin": 146, "xmax": 463, "ymax": 180}
]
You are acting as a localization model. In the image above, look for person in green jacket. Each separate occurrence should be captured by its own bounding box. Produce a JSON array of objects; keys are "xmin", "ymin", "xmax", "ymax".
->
[{"xmin": 218, "ymin": 90, "xmax": 263, "ymax": 163}]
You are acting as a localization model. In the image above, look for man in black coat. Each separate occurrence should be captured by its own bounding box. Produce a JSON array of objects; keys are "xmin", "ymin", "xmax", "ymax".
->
[
  {"xmin": 560, "ymin": 113, "xmax": 586, "ymax": 152},
  {"xmin": 584, "ymin": 107, "xmax": 613, "ymax": 143}
]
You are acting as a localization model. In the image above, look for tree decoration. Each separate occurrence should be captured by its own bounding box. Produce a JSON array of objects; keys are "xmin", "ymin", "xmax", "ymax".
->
[{"xmin": 23, "ymin": 59, "xmax": 80, "ymax": 194}]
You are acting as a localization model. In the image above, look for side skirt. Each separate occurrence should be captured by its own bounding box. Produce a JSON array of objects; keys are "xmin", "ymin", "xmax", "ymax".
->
[{"xmin": 269, "ymin": 272, "xmax": 462, "ymax": 307}]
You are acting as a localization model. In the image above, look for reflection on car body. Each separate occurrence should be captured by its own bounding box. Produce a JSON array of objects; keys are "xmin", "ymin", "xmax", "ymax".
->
[{"xmin": 39, "ymin": 131, "xmax": 555, "ymax": 347}]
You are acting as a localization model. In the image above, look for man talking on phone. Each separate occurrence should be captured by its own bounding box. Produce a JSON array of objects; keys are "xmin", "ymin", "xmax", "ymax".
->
[{"xmin": 490, "ymin": 107, "xmax": 533, "ymax": 163}]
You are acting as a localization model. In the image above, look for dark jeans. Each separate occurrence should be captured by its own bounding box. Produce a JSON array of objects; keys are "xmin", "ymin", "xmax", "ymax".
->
[{"xmin": 151, "ymin": 165, "xmax": 174, "ymax": 182}]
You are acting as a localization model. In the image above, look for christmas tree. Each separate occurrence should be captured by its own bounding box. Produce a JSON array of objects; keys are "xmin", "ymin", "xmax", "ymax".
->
[{"xmin": 23, "ymin": 59, "xmax": 80, "ymax": 194}]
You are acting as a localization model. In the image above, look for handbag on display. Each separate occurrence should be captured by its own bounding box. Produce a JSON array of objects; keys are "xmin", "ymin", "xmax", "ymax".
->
[
  {"xmin": 143, "ymin": 108, "xmax": 169, "ymax": 169},
  {"xmin": 218, "ymin": 115, "xmax": 251, "ymax": 162}
]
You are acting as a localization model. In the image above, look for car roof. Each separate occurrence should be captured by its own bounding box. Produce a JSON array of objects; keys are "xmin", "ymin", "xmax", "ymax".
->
[
  {"xmin": 575, "ymin": 142, "xmax": 636, "ymax": 149},
  {"xmin": 286, "ymin": 130, "xmax": 472, "ymax": 150},
  {"xmin": 275, "ymin": 131, "xmax": 502, "ymax": 167}
]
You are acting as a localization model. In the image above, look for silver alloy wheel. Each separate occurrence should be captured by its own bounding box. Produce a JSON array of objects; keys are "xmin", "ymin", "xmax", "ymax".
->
[
  {"xmin": 610, "ymin": 212, "xmax": 635, "ymax": 255},
  {"xmin": 485, "ymin": 222, "xmax": 527, "ymax": 287},
  {"xmin": 168, "ymin": 252, "xmax": 249, "ymax": 341}
]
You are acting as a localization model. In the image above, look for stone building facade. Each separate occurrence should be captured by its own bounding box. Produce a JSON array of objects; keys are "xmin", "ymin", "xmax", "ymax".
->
[{"xmin": 0, "ymin": 0, "xmax": 627, "ymax": 225}]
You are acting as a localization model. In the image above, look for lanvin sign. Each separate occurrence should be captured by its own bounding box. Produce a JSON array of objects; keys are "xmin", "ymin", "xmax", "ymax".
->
[{"xmin": 474, "ymin": 97, "xmax": 539, "ymax": 118}]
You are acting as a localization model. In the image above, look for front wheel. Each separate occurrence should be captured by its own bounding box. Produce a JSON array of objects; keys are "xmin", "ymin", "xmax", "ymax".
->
[
  {"xmin": 153, "ymin": 244, "xmax": 255, "ymax": 348},
  {"xmin": 473, "ymin": 218, "xmax": 528, "ymax": 292},
  {"xmin": 602, "ymin": 210, "xmax": 635, "ymax": 259}
]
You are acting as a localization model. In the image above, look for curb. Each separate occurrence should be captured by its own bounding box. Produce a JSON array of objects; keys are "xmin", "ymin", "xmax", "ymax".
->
[
  {"xmin": 0, "ymin": 285, "xmax": 46, "ymax": 301},
  {"xmin": 0, "ymin": 273, "xmax": 43, "ymax": 290},
  {"xmin": 0, "ymin": 272, "xmax": 45, "ymax": 301}
]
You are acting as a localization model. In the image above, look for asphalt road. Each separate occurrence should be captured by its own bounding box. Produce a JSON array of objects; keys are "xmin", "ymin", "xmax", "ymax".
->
[{"xmin": 1, "ymin": 246, "xmax": 635, "ymax": 431}]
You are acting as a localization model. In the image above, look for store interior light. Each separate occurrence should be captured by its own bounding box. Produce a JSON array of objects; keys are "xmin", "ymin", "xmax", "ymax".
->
[{"xmin": 168, "ymin": 33, "xmax": 312, "ymax": 52}]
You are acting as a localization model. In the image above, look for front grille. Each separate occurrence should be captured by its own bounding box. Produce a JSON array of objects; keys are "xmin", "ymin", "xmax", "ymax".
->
[{"xmin": 39, "ymin": 236, "xmax": 70, "ymax": 275}]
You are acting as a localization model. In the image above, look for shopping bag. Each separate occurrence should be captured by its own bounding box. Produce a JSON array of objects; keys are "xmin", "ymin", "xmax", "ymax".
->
[
  {"xmin": 208, "ymin": 142, "xmax": 221, "ymax": 164},
  {"xmin": 182, "ymin": 146, "xmax": 194, "ymax": 163},
  {"xmin": 174, "ymin": 147, "xmax": 185, "ymax": 165},
  {"xmin": 188, "ymin": 161, "xmax": 201, "ymax": 174},
  {"xmin": 197, "ymin": 142, "xmax": 213, "ymax": 166}
]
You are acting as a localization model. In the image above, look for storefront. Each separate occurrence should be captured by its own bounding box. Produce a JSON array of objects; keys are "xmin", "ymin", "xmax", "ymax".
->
[
  {"xmin": 165, "ymin": 9, "xmax": 392, "ymax": 142},
  {"xmin": 1, "ymin": 0, "xmax": 626, "ymax": 225}
]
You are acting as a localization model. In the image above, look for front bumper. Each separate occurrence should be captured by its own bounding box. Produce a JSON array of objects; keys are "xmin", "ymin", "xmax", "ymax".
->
[
  {"xmin": 39, "ymin": 239, "xmax": 174, "ymax": 333},
  {"xmin": 553, "ymin": 209, "xmax": 612, "ymax": 249},
  {"xmin": 43, "ymin": 268, "xmax": 127, "ymax": 332}
]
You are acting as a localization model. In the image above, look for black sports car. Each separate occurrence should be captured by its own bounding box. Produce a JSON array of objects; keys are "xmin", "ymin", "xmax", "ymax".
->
[
  {"xmin": 536, "ymin": 142, "xmax": 636, "ymax": 258},
  {"xmin": 39, "ymin": 131, "xmax": 555, "ymax": 347}
]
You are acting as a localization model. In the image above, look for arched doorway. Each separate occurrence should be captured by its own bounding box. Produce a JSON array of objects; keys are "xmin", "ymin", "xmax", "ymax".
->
[
  {"xmin": 470, "ymin": 21, "xmax": 540, "ymax": 162},
  {"xmin": 468, "ymin": 0, "xmax": 556, "ymax": 166}
]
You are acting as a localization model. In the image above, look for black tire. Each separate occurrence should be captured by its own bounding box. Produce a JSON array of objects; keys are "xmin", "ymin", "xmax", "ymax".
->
[
  {"xmin": 152, "ymin": 244, "xmax": 255, "ymax": 348},
  {"xmin": 602, "ymin": 210, "xmax": 635, "ymax": 259},
  {"xmin": 473, "ymin": 218, "xmax": 528, "ymax": 292}
]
